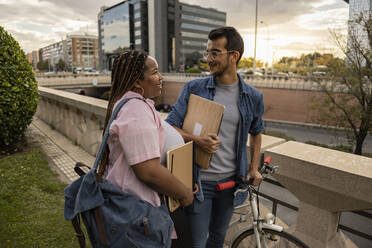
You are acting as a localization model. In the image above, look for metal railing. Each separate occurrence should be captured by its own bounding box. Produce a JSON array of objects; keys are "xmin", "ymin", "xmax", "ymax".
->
[{"xmin": 36, "ymin": 73, "xmax": 333, "ymax": 91}]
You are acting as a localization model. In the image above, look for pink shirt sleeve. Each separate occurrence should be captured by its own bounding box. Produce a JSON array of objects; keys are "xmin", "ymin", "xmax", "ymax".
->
[{"xmin": 110, "ymin": 99, "xmax": 160, "ymax": 165}]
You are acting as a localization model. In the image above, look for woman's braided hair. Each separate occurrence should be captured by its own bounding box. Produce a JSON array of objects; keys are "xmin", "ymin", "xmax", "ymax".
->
[{"xmin": 98, "ymin": 50, "xmax": 148, "ymax": 176}]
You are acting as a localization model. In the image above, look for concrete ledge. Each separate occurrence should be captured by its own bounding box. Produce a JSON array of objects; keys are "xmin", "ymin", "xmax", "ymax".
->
[
  {"xmin": 265, "ymin": 141, "xmax": 372, "ymax": 248},
  {"xmin": 38, "ymin": 87, "xmax": 108, "ymax": 118},
  {"xmin": 37, "ymin": 87, "xmax": 108, "ymax": 156}
]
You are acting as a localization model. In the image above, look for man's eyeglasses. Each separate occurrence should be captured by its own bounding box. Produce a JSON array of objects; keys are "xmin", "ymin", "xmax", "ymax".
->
[{"xmin": 202, "ymin": 50, "xmax": 236, "ymax": 60}]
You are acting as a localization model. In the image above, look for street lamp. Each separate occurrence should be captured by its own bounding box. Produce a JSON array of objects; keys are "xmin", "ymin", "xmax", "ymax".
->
[
  {"xmin": 253, "ymin": 0, "xmax": 258, "ymax": 71},
  {"xmin": 260, "ymin": 20, "xmax": 270, "ymax": 76}
]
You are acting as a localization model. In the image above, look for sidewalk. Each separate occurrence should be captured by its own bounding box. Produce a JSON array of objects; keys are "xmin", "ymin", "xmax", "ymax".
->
[{"xmin": 26, "ymin": 117, "xmax": 95, "ymax": 184}]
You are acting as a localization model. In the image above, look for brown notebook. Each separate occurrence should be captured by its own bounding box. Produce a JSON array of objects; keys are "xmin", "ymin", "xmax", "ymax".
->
[
  {"xmin": 182, "ymin": 94, "xmax": 225, "ymax": 169},
  {"xmin": 166, "ymin": 141, "xmax": 193, "ymax": 212}
]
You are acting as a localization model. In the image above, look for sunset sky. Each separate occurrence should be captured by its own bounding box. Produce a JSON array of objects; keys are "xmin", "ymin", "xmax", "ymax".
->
[{"xmin": 0, "ymin": 0, "xmax": 349, "ymax": 63}]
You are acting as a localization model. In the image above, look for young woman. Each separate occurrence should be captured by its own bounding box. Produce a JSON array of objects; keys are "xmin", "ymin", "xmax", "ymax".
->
[{"xmin": 98, "ymin": 50, "xmax": 194, "ymax": 242}]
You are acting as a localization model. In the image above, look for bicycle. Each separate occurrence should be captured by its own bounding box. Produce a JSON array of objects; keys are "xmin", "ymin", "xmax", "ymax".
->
[{"xmin": 222, "ymin": 156, "xmax": 309, "ymax": 248}]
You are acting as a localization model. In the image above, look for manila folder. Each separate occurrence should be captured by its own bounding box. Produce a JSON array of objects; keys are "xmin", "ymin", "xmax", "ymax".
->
[
  {"xmin": 182, "ymin": 94, "xmax": 224, "ymax": 169},
  {"xmin": 166, "ymin": 141, "xmax": 193, "ymax": 212}
]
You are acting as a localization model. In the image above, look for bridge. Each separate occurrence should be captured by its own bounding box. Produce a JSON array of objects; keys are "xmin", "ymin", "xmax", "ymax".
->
[
  {"xmin": 34, "ymin": 75, "xmax": 372, "ymax": 248},
  {"xmin": 37, "ymin": 72, "xmax": 328, "ymax": 90},
  {"xmin": 36, "ymin": 73, "xmax": 347, "ymax": 125}
]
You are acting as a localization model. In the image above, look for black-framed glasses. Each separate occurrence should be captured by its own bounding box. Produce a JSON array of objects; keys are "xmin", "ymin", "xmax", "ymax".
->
[{"xmin": 202, "ymin": 50, "xmax": 236, "ymax": 60}]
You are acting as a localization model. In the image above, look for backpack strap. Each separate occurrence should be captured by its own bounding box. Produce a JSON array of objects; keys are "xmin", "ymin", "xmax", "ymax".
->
[
  {"xmin": 71, "ymin": 214, "xmax": 86, "ymax": 248},
  {"xmin": 93, "ymin": 97, "xmax": 142, "ymax": 170}
]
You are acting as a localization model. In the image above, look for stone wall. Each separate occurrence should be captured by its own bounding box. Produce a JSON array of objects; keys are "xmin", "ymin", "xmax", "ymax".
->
[
  {"xmin": 159, "ymin": 81, "xmax": 324, "ymax": 124},
  {"xmin": 37, "ymin": 87, "xmax": 107, "ymax": 156}
]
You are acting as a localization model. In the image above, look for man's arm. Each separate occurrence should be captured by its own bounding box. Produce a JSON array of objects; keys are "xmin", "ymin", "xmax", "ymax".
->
[
  {"xmin": 247, "ymin": 133, "xmax": 262, "ymax": 186},
  {"xmin": 172, "ymin": 126, "xmax": 220, "ymax": 154}
]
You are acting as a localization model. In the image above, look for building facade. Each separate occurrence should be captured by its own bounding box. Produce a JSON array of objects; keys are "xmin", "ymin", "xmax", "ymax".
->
[
  {"xmin": 178, "ymin": 2, "xmax": 226, "ymax": 71},
  {"xmin": 39, "ymin": 34, "xmax": 98, "ymax": 71},
  {"xmin": 344, "ymin": 0, "xmax": 372, "ymax": 51},
  {"xmin": 98, "ymin": 0, "xmax": 226, "ymax": 72},
  {"xmin": 26, "ymin": 51, "xmax": 39, "ymax": 70}
]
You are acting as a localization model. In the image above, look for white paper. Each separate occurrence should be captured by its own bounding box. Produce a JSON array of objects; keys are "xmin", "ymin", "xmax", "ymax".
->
[{"xmin": 193, "ymin": 122, "xmax": 203, "ymax": 136}]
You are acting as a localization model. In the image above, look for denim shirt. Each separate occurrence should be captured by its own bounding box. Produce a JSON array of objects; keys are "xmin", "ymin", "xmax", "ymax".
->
[{"xmin": 165, "ymin": 74, "xmax": 264, "ymax": 204}]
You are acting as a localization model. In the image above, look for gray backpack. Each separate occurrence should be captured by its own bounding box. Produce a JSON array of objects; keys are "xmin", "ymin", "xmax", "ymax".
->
[{"xmin": 64, "ymin": 97, "xmax": 173, "ymax": 248}]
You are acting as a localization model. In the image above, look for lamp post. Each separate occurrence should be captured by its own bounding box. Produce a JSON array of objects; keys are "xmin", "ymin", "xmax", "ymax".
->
[
  {"xmin": 260, "ymin": 20, "xmax": 269, "ymax": 76},
  {"xmin": 253, "ymin": 0, "xmax": 258, "ymax": 71}
]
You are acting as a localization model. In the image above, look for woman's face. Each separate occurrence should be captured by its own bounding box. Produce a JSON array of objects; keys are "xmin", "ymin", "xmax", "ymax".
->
[{"xmin": 138, "ymin": 56, "xmax": 163, "ymax": 99}]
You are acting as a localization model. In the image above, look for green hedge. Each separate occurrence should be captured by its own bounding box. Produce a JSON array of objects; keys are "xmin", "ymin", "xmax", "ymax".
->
[
  {"xmin": 0, "ymin": 26, "xmax": 38, "ymax": 149},
  {"xmin": 185, "ymin": 67, "xmax": 202, "ymax": 73}
]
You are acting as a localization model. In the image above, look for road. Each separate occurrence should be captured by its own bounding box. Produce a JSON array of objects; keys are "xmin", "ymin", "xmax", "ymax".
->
[{"xmin": 264, "ymin": 121, "xmax": 372, "ymax": 154}]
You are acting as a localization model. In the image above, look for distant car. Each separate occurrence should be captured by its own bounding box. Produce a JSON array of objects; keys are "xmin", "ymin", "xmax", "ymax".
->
[
  {"xmin": 276, "ymin": 72, "xmax": 288, "ymax": 76},
  {"xmin": 253, "ymin": 71, "xmax": 263, "ymax": 76},
  {"xmin": 45, "ymin": 71, "xmax": 56, "ymax": 75},
  {"xmin": 312, "ymin": 71, "xmax": 326, "ymax": 76}
]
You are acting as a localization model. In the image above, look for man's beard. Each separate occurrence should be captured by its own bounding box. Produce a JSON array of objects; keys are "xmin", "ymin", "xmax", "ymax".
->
[
  {"xmin": 210, "ymin": 57, "xmax": 230, "ymax": 77},
  {"xmin": 211, "ymin": 63, "xmax": 229, "ymax": 77}
]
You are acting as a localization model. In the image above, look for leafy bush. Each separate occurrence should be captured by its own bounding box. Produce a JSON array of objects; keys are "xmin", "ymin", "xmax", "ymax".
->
[
  {"xmin": 185, "ymin": 67, "xmax": 202, "ymax": 73},
  {"xmin": 0, "ymin": 26, "xmax": 38, "ymax": 150}
]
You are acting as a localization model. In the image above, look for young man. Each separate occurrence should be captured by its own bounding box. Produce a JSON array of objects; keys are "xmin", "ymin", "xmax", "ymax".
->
[{"xmin": 166, "ymin": 26, "xmax": 264, "ymax": 248}]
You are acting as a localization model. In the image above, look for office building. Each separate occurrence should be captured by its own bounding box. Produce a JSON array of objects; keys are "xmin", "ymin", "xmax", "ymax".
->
[
  {"xmin": 39, "ymin": 34, "xmax": 98, "ymax": 71},
  {"xmin": 98, "ymin": 0, "xmax": 226, "ymax": 72},
  {"xmin": 178, "ymin": 2, "xmax": 226, "ymax": 70},
  {"xmin": 344, "ymin": 0, "xmax": 371, "ymax": 51}
]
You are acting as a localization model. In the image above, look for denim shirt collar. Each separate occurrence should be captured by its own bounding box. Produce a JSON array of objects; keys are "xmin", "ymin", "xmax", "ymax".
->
[{"xmin": 207, "ymin": 73, "xmax": 249, "ymax": 95}]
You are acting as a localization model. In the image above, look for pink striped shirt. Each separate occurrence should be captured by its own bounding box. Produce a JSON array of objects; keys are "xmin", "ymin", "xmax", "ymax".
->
[{"xmin": 104, "ymin": 91, "xmax": 164, "ymax": 207}]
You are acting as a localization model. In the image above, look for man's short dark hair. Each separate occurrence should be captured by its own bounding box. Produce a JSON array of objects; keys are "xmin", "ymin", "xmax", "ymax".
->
[{"xmin": 208, "ymin": 26, "xmax": 244, "ymax": 64}]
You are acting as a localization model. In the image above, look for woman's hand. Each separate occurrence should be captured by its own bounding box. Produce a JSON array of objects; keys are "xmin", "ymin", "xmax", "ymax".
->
[
  {"xmin": 179, "ymin": 188, "xmax": 194, "ymax": 207},
  {"xmin": 133, "ymin": 158, "xmax": 194, "ymax": 205}
]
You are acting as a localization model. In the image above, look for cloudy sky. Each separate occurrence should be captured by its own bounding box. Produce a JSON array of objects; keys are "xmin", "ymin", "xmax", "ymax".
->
[{"xmin": 0, "ymin": 0, "xmax": 349, "ymax": 63}]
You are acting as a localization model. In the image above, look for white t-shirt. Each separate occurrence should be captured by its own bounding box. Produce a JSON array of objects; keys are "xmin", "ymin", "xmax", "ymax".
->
[{"xmin": 160, "ymin": 120, "xmax": 185, "ymax": 165}]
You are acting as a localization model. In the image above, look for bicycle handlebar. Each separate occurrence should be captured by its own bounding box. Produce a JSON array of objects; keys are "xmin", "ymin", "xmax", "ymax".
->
[{"xmin": 216, "ymin": 156, "xmax": 275, "ymax": 191}]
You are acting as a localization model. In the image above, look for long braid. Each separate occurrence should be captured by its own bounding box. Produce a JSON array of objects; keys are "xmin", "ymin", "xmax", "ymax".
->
[{"xmin": 98, "ymin": 50, "xmax": 148, "ymax": 176}]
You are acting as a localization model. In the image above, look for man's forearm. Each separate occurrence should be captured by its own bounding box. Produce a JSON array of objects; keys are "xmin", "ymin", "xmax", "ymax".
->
[{"xmin": 249, "ymin": 133, "xmax": 262, "ymax": 171}]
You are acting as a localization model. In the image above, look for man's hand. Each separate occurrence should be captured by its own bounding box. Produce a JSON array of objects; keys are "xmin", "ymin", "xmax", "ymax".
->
[
  {"xmin": 178, "ymin": 188, "xmax": 194, "ymax": 207},
  {"xmin": 247, "ymin": 169, "xmax": 262, "ymax": 186},
  {"xmin": 195, "ymin": 133, "xmax": 220, "ymax": 154}
]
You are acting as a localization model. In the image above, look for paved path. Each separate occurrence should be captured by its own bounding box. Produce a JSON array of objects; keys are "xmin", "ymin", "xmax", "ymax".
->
[{"xmin": 26, "ymin": 117, "xmax": 94, "ymax": 184}]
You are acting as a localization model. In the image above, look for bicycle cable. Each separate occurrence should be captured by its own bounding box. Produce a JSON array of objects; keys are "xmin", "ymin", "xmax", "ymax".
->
[{"xmin": 256, "ymin": 182, "xmax": 261, "ymax": 217}]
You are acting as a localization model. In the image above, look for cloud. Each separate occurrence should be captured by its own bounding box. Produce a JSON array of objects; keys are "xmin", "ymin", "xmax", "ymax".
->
[{"xmin": 0, "ymin": 0, "xmax": 349, "ymax": 58}]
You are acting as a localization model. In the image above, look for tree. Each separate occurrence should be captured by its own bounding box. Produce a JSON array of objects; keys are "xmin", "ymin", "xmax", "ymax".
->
[
  {"xmin": 185, "ymin": 51, "xmax": 203, "ymax": 69},
  {"xmin": 56, "ymin": 58, "xmax": 66, "ymax": 71},
  {"xmin": 313, "ymin": 13, "xmax": 372, "ymax": 155},
  {"xmin": 238, "ymin": 57, "xmax": 264, "ymax": 69},
  {"xmin": 37, "ymin": 60, "xmax": 49, "ymax": 71},
  {"xmin": 185, "ymin": 67, "xmax": 201, "ymax": 73},
  {"xmin": 0, "ymin": 26, "xmax": 38, "ymax": 151}
]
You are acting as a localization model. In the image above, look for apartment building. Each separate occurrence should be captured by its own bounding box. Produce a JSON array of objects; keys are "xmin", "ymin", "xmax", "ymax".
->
[{"xmin": 38, "ymin": 34, "xmax": 98, "ymax": 71}]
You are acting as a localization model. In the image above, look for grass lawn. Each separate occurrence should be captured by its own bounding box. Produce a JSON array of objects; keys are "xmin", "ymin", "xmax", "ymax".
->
[{"xmin": 0, "ymin": 147, "xmax": 90, "ymax": 247}]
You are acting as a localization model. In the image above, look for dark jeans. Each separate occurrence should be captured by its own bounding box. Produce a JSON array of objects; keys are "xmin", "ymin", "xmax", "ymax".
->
[
  {"xmin": 185, "ymin": 177, "xmax": 235, "ymax": 248},
  {"xmin": 170, "ymin": 208, "xmax": 192, "ymax": 248}
]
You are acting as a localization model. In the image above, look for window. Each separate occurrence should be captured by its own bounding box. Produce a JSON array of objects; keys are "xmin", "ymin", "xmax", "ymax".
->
[
  {"xmin": 181, "ymin": 31, "xmax": 208, "ymax": 39},
  {"xmin": 181, "ymin": 23, "xmax": 213, "ymax": 32},
  {"xmin": 181, "ymin": 14, "xmax": 225, "ymax": 26}
]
